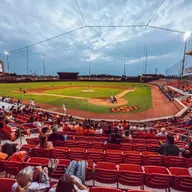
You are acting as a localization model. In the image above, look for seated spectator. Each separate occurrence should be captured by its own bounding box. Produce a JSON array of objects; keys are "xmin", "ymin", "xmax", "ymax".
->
[
  {"xmin": 145, "ymin": 128, "xmax": 156, "ymax": 139},
  {"xmin": 182, "ymin": 141, "xmax": 192, "ymax": 158},
  {"xmin": 95, "ymin": 125, "xmax": 103, "ymax": 134},
  {"xmin": 12, "ymin": 159, "xmax": 59, "ymax": 192},
  {"xmin": 159, "ymin": 135, "xmax": 179, "ymax": 156},
  {"xmin": 104, "ymin": 125, "xmax": 113, "ymax": 135},
  {"xmin": 48, "ymin": 126, "xmax": 63, "ymax": 142},
  {"xmin": 49, "ymin": 160, "xmax": 88, "ymax": 192},
  {"xmin": 38, "ymin": 127, "xmax": 53, "ymax": 149},
  {"xmin": 108, "ymin": 127, "xmax": 122, "ymax": 144},
  {"xmin": 83, "ymin": 125, "xmax": 94, "ymax": 135},
  {"xmin": 122, "ymin": 130, "xmax": 132, "ymax": 140},
  {"xmin": 156, "ymin": 127, "xmax": 167, "ymax": 137},
  {"xmin": 76, "ymin": 123, "xmax": 83, "ymax": 134},
  {"xmin": 2, "ymin": 142, "xmax": 17, "ymax": 158}
]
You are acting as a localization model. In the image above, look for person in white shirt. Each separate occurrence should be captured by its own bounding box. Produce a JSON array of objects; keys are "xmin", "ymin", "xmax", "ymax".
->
[
  {"xmin": 156, "ymin": 127, "xmax": 167, "ymax": 137},
  {"xmin": 62, "ymin": 103, "xmax": 67, "ymax": 114},
  {"xmin": 95, "ymin": 125, "xmax": 103, "ymax": 134}
]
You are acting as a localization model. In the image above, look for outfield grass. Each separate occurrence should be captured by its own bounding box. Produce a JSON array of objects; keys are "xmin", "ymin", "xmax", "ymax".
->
[
  {"xmin": 0, "ymin": 82, "xmax": 152, "ymax": 113},
  {"xmin": 45, "ymin": 87, "xmax": 123, "ymax": 98}
]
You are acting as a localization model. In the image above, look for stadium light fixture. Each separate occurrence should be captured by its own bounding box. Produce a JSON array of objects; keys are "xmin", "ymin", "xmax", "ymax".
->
[
  {"xmin": 184, "ymin": 31, "xmax": 191, "ymax": 41},
  {"xmin": 4, "ymin": 51, "xmax": 9, "ymax": 55}
]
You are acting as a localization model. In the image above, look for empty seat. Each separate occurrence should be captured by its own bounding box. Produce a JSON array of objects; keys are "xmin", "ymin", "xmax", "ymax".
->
[
  {"xmin": 119, "ymin": 164, "xmax": 145, "ymax": 189},
  {"xmin": 144, "ymin": 166, "xmax": 172, "ymax": 190},
  {"xmin": 91, "ymin": 187, "xmax": 122, "ymax": 192},
  {"xmin": 26, "ymin": 157, "xmax": 48, "ymax": 166},
  {"xmin": 77, "ymin": 141, "xmax": 91, "ymax": 148},
  {"xmin": 120, "ymin": 143, "xmax": 133, "ymax": 151},
  {"xmin": 104, "ymin": 143, "xmax": 120, "ymax": 150},
  {"xmin": 164, "ymin": 156, "xmax": 187, "ymax": 168},
  {"xmin": 0, "ymin": 178, "xmax": 16, "ymax": 192},
  {"xmin": 68, "ymin": 148, "xmax": 86, "ymax": 160},
  {"xmin": 31, "ymin": 148, "xmax": 50, "ymax": 158},
  {"xmin": 51, "ymin": 148, "xmax": 69, "ymax": 159},
  {"xmin": 26, "ymin": 138, "xmax": 39, "ymax": 145},
  {"xmin": 98, "ymin": 137, "xmax": 108, "ymax": 142},
  {"xmin": 105, "ymin": 150, "xmax": 123, "ymax": 164},
  {"xmin": 123, "ymin": 151, "xmax": 142, "ymax": 164},
  {"xmin": 86, "ymin": 149, "xmax": 104, "ymax": 162},
  {"xmin": 142, "ymin": 153, "xmax": 163, "ymax": 166},
  {"xmin": 94, "ymin": 162, "xmax": 118, "ymax": 185},
  {"xmin": 147, "ymin": 144, "xmax": 160, "ymax": 152},
  {"xmin": 169, "ymin": 167, "xmax": 192, "ymax": 191},
  {"xmin": 133, "ymin": 144, "xmax": 148, "ymax": 152},
  {"xmin": 90, "ymin": 141, "xmax": 104, "ymax": 149},
  {"xmin": 4, "ymin": 161, "xmax": 23, "ymax": 177},
  {"xmin": 65, "ymin": 140, "xmax": 77, "ymax": 148}
]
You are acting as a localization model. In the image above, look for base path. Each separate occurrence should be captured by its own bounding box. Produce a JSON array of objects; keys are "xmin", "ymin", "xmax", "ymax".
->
[{"xmin": 28, "ymin": 85, "xmax": 180, "ymax": 120}]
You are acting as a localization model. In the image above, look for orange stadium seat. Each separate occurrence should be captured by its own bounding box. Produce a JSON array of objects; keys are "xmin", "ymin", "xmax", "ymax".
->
[
  {"xmin": 142, "ymin": 153, "xmax": 163, "ymax": 166},
  {"xmin": 94, "ymin": 162, "xmax": 118, "ymax": 185},
  {"xmin": 163, "ymin": 156, "xmax": 187, "ymax": 168},
  {"xmin": 91, "ymin": 187, "xmax": 122, "ymax": 192},
  {"xmin": 105, "ymin": 150, "xmax": 123, "ymax": 164},
  {"xmin": 86, "ymin": 149, "xmax": 104, "ymax": 162},
  {"xmin": 123, "ymin": 151, "xmax": 142, "ymax": 164},
  {"xmin": 51, "ymin": 148, "xmax": 69, "ymax": 159},
  {"xmin": 0, "ymin": 178, "xmax": 16, "ymax": 192},
  {"xmin": 169, "ymin": 167, "xmax": 192, "ymax": 191},
  {"xmin": 119, "ymin": 164, "xmax": 145, "ymax": 189},
  {"xmin": 68, "ymin": 148, "xmax": 86, "ymax": 160},
  {"xmin": 144, "ymin": 166, "xmax": 172, "ymax": 190}
]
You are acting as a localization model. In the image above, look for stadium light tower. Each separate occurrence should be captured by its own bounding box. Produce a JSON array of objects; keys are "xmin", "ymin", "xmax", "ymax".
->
[
  {"xmin": 41, "ymin": 55, "xmax": 45, "ymax": 76},
  {"xmin": 123, "ymin": 56, "xmax": 127, "ymax": 76},
  {"xmin": 4, "ymin": 51, "xmax": 9, "ymax": 73},
  {"xmin": 181, "ymin": 31, "xmax": 191, "ymax": 78}
]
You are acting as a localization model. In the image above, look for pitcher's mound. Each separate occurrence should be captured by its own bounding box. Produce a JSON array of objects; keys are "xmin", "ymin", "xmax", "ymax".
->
[
  {"xmin": 88, "ymin": 98, "xmax": 128, "ymax": 106},
  {"xmin": 82, "ymin": 89, "xmax": 95, "ymax": 92}
]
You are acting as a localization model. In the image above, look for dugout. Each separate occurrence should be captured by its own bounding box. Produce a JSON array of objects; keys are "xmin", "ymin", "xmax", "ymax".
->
[{"xmin": 57, "ymin": 72, "xmax": 79, "ymax": 80}]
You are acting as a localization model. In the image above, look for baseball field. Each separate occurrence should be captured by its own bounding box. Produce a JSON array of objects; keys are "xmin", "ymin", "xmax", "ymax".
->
[{"xmin": 0, "ymin": 81, "xmax": 152, "ymax": 113}]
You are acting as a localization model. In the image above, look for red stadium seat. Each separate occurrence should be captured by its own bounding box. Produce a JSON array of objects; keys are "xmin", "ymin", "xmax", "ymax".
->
[
  {"xmin": 119, "ymin": 164, "xmax": 145, "ymax": 189},
  {"xmin": 4, "ymin": 161, "xmax": 23, "ymax": 177},
  {"xmin": 77, "ymin": 140, "xmax": 91, "ymax": 148},
  {"xmin": 0, "ymin": 178, "xmax": 16, "ymax": 192},
  {"xmin": 123, "ymin": 151, "xmax": 142, "ymax": 164},
  {"xmin": 142, "ymin": 153, "xmax": 164, "ymax": 166},
  {"xmin": 94, "ymin": 162, "xmax": 118, "ymax": 185},
  {"xmin": 134, "ymin": 139, "xmax": 147, "ymax": 144},
  {"xmin": 65, "ymin": 140, "xmax": 77, "ymax": 148},
  {"xmin": 105, "ymin": 150, "xmax": 123, "ymax": 164},
  {"xmin": 26, "ymin": 157, "xmax": 48, "ymax": 166},
  {"xmin": 147, "ymin": 139, "xmax": 160, "ymax": 145},
  {"xmin": 91, "ymin": 187, "xmax": 122, "ymax": 192},
  {"xmin": 128, "ymin": 190, "xmax": 152, "ymax": 192},
  {"xmin": 144, "ymin": 166, "xmax": 172, "ymax": 190},
  {"xmin": 26, "ymin": 138, "xmax": 39, "ymax": 145},
  {"xmin": 51, "ymin": 148, "xmax": 69, "ymax": 159},
  {"xmin": 120, "ymin": 143, "xmax": 133, "ymax": 151},
  {"xmin": 169, "ymin": 167, "xmax": 192, "ymax": 191},
  {"xmin": 31, "ymin": 148, "xmax": 50, "ymax": 158},
  {"xmin": 68, "ymin": 148, "xmax": 86, "ymax": 160},
  {"xmin": 75, "ymin": 136, "xmax": 86, "ymax": 140},
  {"xmin": 19, "ymin": 144, "xmax": 36, "ymax": 152},
  {"xmin": 98, "ymin": 136, "xmax": 108, "ymax": 142},
  {"xmin": 104, "ymin": 143, "xmax": 120, "ymax": 150},
  {"xmin": 164, "ymin": 156, "xmax": 187, "ymax": 168},
  {"xmin": 147, "ymin": 144, "xmax": 160, "ymax": 152},
  {"xmin": 86, "ymin": 149, "xmax": 104, "ymax": 162},
  {"xmin": 133, "ymin": 144, "xmax": 148, "ymax": 152},
  {"xmin": 90, "ymin": 141, "xmax": 104, "ymax": 149}
]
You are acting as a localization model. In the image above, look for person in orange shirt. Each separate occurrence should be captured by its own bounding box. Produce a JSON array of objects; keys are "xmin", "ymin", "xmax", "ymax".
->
[{"xmin": 76, "ymin": 123, "xmax": 84, "ymax": 134}]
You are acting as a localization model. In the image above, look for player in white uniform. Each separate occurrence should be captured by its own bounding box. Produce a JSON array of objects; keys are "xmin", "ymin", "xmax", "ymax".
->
[{"xmin": 62, "ymin": 103, "xmax": 67, "ymax": 114}]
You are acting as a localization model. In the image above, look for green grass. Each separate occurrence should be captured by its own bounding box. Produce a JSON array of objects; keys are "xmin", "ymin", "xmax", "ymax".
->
[
  {"xmin": 45, "ymin": 87, "xmax": 122, "ymax": 98},
  {"xmin": 0, "ymin": 81, "xmax": 152, "ymax": 113}
]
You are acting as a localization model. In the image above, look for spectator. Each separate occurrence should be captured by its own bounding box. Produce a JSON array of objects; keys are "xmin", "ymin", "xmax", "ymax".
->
[
  {"xmin": 95, "ymin": 125, "xmax": 103, "ymax": 134},
  {"xmin": 38, "ymin": 127, "xmax": 53, "ymax": 149},
  {"xmin": 108, "ymin": 127, "xmax": 122, "ymax": 144},
  {"xmin": 182, "ymin": 141, "xmax": 192, "ymax": 158},
  {"xmin": 76, "ymin": 123, "xmax": 83, "ymax": 134},
  {"xmin": 49, "ymin": 160, "xmax": 88, "ymax": 192},
  {"xmin": 122, "ymin": 130, "xmax": 132, "ymax": 139},
  {"xmin": 2, "ymin": 142, "xmax": 17, "ymax": 158},
  {"xmin": 156, "ymin": 127, "xmax": 167, "ymax": 137},
  {"xmin": 145, "ymin": 128, "xmax": 156, "ymax": 139},
  {"xmin": 48, "ymin": 126, "xmax": 63, "ymax": 142},
  {"xmin": 159, "ymin": 135, "xmax": 179, "ymax": 156},
  {"xmin": 104, "ymin": 125, "xmax": 113, "ymax": 135}
]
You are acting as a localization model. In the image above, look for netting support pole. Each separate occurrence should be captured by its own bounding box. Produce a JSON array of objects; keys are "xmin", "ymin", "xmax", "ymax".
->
[
  {"xmin": 181, "ymin": 40, "xmax": 187, "ymax": 80},
  {"xmin": 26, "ymin": 46, "xmax": 29, "ymax": 74}
]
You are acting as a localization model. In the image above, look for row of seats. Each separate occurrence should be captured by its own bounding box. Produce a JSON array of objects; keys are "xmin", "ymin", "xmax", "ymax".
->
[
  {"xmin": 20, "ymin": 146, "xmax": 192, "ymax": 167},
  {"xmin": 3, "ymin": 157, "xmax": 192, "ymax": 191},
  {"xmin": 0, "ymin": 178, "xmax": 151, "ymax": 192}
]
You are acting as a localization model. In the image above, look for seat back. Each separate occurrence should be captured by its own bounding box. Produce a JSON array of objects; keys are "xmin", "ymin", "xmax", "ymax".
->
[
  {"xmin": 51, "ymin": 148, "xmax": 69, "ymax": 159},
  {"xmin": 164, "ymin": 156, "xmax": 187, "ymax": 168},
  {"xmin": 143, "ymin": 154, "xmax": 163, "ymax": 166},
  {"xmin": 105, "ymin": 150, "xmax": 123, "ymax": 164},
  {"xmin": 68, "ymin": 148, "xmax": 85, "ymax": 160},
  {"xmin": 4, "ymin": 161, "xmax": 23, "ymax": 177},
  {"xmin": 86, "ymin": 149, "xmax": 104, "ymax": 162},
  {"xmin": 91, "ymin": 187, "xmax": 122, "ymax": 192},
  {"xmin": 0, "ymin": 178, "xmax": 16, "ymax": 192},
  {"xmin": 31, "ymin": 148, "xmax": 49, "ymax": 158},
  {"xmin": 120, "ymin": 143, "xmax": 133, "ymax": 151},
  {"xmin": 123, "ymin": 151, "xmax": 142, "ymax": 164}
]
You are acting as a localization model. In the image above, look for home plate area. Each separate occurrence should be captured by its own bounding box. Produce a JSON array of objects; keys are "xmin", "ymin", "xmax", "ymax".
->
[{"xmin": 110, "ymin": 106, "xmax": 139, "ymax": 112}]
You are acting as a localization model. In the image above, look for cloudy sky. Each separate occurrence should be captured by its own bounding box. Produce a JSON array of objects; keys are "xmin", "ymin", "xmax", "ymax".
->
[{"xmin": 0, "ymin": 0, "xmax": 192, "ymax": 76}]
